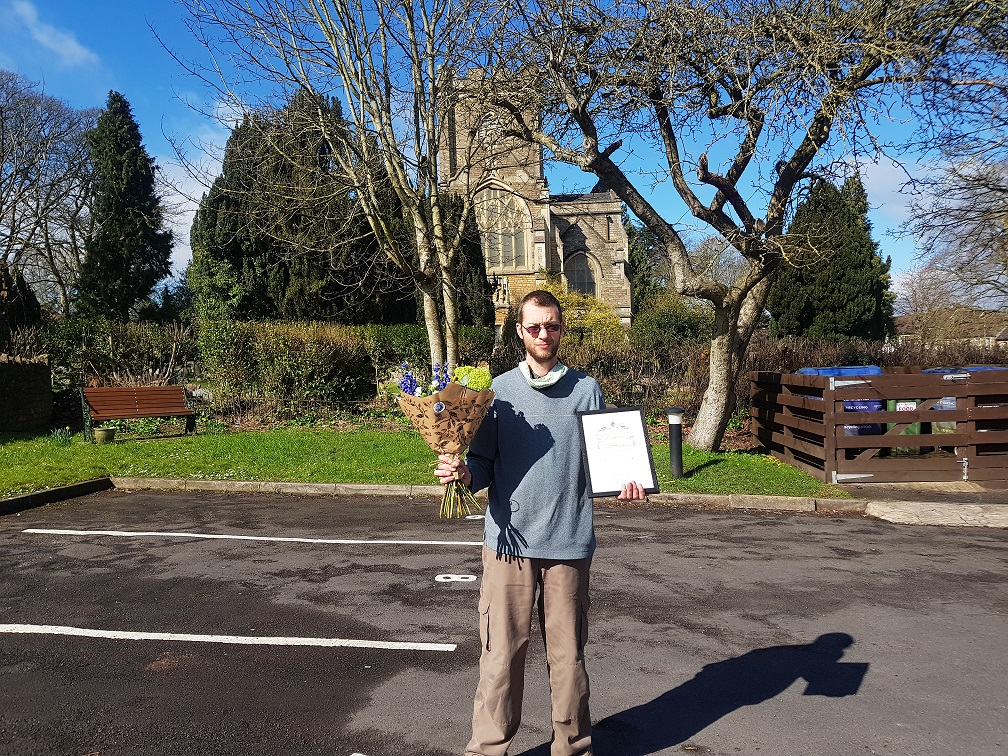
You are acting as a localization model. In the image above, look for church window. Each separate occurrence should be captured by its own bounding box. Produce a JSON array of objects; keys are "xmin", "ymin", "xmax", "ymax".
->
[
  {"xmin": 476, "ymin": 188, "xmax": 528, "ymax": 270},
  {"xmin": 565, "ymin": 253, "xmax": 597, "ymax": 297}
]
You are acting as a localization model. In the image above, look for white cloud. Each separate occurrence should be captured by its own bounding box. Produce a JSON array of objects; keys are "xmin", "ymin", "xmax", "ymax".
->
[
  {"xmin": 12, "ymin": 1, "xmax": 99, "ymax": 68},
  {"xmin": 157, "ymin": 161, "xmax": 210, "ymax": 276},
  {"xmin": 156, "ymin": 131, "xmax": 230, "ymax": 276},
  {"xmin": 852, "ymin": 156, "xmax": 922, "ymax": 224}
]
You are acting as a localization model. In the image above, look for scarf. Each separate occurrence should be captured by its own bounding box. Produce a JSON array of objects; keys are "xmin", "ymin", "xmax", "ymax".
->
[{"xmin": 520, "ymin": 360, "xmax": 568, "ymax": 389}]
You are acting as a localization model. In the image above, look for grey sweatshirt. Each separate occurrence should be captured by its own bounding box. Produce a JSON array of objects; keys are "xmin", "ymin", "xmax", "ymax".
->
[{"xmin": 466, "ymin": 365, "xmax": 604, "ymax": 560}]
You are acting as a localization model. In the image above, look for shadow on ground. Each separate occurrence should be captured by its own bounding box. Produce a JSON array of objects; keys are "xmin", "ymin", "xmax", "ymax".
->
[{"xmin": 515, "ymin": 632, "xmax": 868, "ymax": 756}]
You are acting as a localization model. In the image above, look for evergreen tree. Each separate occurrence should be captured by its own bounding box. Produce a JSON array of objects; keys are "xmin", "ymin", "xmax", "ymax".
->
[
  {"xmin": 188, "ymin": 94, "xmax": 416, "ymax": 324},
  {"xmin": 767, "ymin": 176, "xmax": 895, "ymax": 341},
  {"xmin": 0, "ymin": 262, "xmax": 43, "ymax": 349},
  {"xmin": 188, "ymin": 116, "xmax": 272, "ymax": 320},
  {"xmin": 625, "ymin": 212, "xmax": 665, "ymax": 314},
  {"xmin": 76, "ymin": 91, "xmax": 172, "ymax": 321},
  {"xmin": 453, "ymin": 232, "xmax": 494, "ymax": 326}
]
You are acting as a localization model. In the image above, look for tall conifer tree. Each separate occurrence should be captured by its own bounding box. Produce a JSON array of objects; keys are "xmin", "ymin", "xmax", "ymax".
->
[
  {"xmin": 76, "ymin": 91, "xmax": 172, "ymax": 321},
  {"xmin": 189, "ymin": 93, "xmax": 418, "ymax": 324},
  {"xmin": 767, "ymin": 176, "xmax": 895, "ymax": 341}
]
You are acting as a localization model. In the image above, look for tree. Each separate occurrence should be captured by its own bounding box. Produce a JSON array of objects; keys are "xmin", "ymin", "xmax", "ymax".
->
[
  {"xmin": 895, "ymin": 262, "xmax": 976, "ymax": 346},
  {"xmin": 625, "ymin": 212, "xmax": 666, "ymax": 314},
  {"xmin": 908, "ymin": 158, "xmax": 1008, "ymax": 310},
  {"xmin": 76, "ymin": 91, "xmax": 172, "ymax": 321},
  {"xmin": 188, "ymin": 95, "xmax": 417, "ymax": 323},
  {"xmin": 905, "ymin": 0, "xmax": 1008, "ymax": 311},
  {"xmin": 767, "ymin": 176, "xmax": 894, "ymax": 341},
  {"xmin": 178, "ymin": 0, "xmax": 501, "ymax": 369},
  {"xmin": 187, "ymin": 117, "xmax": 269, "ymax": 320},
  {"xmin": 483, "ymin": 0, "xmax": 1007, "ymax": 449},
  {"xmin": 0, "ymin": 70, "xmax": 96, "ymax": 316},
  {"xmin": 135, "ymin": 275, "xmax": 195, "ymax": 324},
  {"xmin": 0, "ymin": 260, "xmax": 43, "ymax": 349}
]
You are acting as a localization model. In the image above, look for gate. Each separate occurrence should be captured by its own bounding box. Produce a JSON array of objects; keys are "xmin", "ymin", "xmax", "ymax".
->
[{"xmin": 750, "ymin": 369, "xmax": 1008, "ymax": 487}]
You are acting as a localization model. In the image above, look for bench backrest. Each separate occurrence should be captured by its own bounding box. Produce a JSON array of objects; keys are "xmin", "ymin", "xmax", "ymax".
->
[{"xmin": 83, "ymin": 386, "xmax": 194, "ymax": 421}]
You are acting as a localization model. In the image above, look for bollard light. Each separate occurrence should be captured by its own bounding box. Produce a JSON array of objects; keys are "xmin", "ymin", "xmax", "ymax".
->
[{"xmin": 666, "ymin": 406, "xmax": 685, "ymax": 478}]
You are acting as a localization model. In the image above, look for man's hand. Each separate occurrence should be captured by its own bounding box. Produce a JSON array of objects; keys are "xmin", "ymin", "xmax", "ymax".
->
[
  {"xmin": 436, "ymin": 454, "xmax": 471, "ymax": 487},
  {"xmin": 617, "ymin": 481, "xmax": 648, "ymax": 501}
]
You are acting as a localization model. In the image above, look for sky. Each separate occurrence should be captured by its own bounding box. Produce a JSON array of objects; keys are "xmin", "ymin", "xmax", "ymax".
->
[{"xmin": 1, "ymin": 0, "xmax": 928, "ymax": 285}]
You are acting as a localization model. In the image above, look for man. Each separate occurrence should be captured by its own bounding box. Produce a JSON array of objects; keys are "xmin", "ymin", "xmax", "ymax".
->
[{"xmin": 436, "ymin": 289, "xmax": 646, "ymax": 756}]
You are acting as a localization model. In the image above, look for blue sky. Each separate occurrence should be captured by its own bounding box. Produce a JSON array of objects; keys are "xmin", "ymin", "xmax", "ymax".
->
[{"xmin": 1, "ymin": 0, "xmax": 925, "ymax": 284}]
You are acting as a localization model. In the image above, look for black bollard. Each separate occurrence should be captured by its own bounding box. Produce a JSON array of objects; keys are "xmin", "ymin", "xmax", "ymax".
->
[{"xmin": 666, "ymin": 406, "xmax": 685, "ymax": 478}]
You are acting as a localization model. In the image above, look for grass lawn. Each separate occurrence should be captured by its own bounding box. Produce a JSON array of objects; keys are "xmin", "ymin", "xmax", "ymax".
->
[{"xmin": 0, "ymin": 426, "xmax": 845, "ymax": 500}]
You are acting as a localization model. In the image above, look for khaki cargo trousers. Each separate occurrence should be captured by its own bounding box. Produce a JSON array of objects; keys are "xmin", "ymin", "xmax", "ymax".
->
[{"xmin": 464, "ymin": 546, "xmax": 592, "ymax": 756}]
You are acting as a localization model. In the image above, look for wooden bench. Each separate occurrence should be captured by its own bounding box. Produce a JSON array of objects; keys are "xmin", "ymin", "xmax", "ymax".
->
[{"xmin": 81, "ymin": 386, "xmax": 196, "ymax": 442}]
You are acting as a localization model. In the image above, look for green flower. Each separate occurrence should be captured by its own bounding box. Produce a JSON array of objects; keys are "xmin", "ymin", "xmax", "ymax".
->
[{"xmin": 453, "ymin": 366, "xmax": 493, "ymax": 392}]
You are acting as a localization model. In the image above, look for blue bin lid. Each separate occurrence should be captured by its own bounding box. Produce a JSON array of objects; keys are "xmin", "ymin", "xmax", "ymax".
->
[{"xmin": 796, "ymin": 366, "xmax": 883, "ymax": 376}]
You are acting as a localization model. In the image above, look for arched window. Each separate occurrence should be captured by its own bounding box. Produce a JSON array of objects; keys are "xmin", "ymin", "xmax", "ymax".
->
[
  {"xmin": 565, "ymin": 253, "xmax": 597, "ymax": 297},
  {"xmin": 475, "ymin": 188, "xmax": 528, "ymax": 270}
]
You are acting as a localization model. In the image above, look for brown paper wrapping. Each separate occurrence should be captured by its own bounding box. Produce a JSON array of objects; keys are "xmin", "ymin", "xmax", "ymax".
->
[{"xmin": 397, "ymin": 382, "xmax": 495, "ymax": 456}]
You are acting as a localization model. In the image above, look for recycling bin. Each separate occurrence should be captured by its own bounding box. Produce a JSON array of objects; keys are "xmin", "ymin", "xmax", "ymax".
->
[
  {"xmin": 887, "ymin": 398, "xmax": 922, "ymax": 455},
  {"xmin": 796, "ymin": 366, "xmax": 884, "ymax": 436}
]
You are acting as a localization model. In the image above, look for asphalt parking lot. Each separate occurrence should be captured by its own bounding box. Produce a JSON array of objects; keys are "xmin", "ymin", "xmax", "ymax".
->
[{"xmin": 0, "ymin": 490, "xmax": 1005, "ymax": 756}]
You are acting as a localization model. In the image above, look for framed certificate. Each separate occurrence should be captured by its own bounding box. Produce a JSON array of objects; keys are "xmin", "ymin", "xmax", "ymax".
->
[{"xmin": 577, "ymin": 406, "xmax": 659, "ymax": 498}]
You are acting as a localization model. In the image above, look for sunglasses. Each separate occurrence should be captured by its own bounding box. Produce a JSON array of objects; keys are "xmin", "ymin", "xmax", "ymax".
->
[{"xmin": 521, "ymin": 323, "xmax": 561, "ymax": 336}]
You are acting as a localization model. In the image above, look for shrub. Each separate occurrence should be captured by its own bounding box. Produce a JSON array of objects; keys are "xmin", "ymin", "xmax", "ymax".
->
[
  {"xmin": 253, "ymin": 321, "xmax": 372, "ymax": 404},
  {"xmin": 196, "ymin": 319, "xmax": 259, "ymax": 394},
  {"xmin": 47, "ymin": 317, "xmax": 197, "ymax": 389},
  {"xmin": 361, "ymin": 323, "xmax": 430, "ymax": 379},
  {"xmin": 491, "ymin": 283, "xmax": 627, "ymax": 375},
  {"xmin": 629, "ymin": 292, "xmax": 714, "ymax": 352}
]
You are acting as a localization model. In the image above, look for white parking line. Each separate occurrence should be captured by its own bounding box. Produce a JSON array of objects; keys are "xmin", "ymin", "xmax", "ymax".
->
[
  {"xmin": 23, "ymin": 528, "xmax": 483, "ymax": 547},
  {"xmin": 0, "ymin": 623, "xmax": 457, "ymax": 651}
]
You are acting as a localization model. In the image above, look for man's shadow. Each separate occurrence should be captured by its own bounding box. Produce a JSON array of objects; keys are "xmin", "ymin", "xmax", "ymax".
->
[{"xmin": 516, "ymin": 633, "xmax": 868, "ymax": 755}]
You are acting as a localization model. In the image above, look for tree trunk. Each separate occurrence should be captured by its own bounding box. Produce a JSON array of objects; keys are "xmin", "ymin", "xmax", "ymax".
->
[
  {"xmin": 442, "ymin": 277, "xmax": 459, "ymax": 369},
  {"xmin": 415, "ymin": 229, "xmax": 446, "ymax": 370},
  {"xmin": 687, "ymin": 276, "xmax": 772, "ymax": 451},
  {"xmin": 421, "ymin": 281, "xmax": 445, "ymax": 369}
]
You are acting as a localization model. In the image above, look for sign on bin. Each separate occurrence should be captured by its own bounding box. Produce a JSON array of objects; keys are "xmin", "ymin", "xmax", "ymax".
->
[{"xmin": 843, "ymin": 399, "xmax": 883, "ymax": 436}]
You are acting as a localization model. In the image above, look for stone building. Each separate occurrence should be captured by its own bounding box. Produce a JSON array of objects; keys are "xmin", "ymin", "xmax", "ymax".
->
[{"xmin": 440, "ymin": 75, "xmax": 633, "ymax": 332}]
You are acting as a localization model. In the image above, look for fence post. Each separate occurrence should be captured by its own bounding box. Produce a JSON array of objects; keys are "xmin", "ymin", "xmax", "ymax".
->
[{"xmin": 823, "ymin": 376, "xmax": 838, "ymax": 484}]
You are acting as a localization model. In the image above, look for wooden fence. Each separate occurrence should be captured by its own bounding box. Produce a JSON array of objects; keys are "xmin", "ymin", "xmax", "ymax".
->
[{"xmin": 750, "ymin": 369, "xmax": 1008, "ymax": 487}]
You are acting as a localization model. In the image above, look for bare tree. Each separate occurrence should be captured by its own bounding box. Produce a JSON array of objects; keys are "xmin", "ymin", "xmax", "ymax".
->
[
  {"xmin": 908, "ymin": 158, "xmax": 1008, "ymax": 310},
  {"xmin": 1, "ymin": 70, "xmax": 97, "ymax": 314},
  {"xmin": 482, "ymin": 0, "xmax": 1008, "ymax": 449},
  {"xmin": 21, "ymin": 107, "xmax": 97, "ymax": 316},
  {"xmin": 177, "ymin": 0, "xmax": 502, "ymax": 370},
  {"xmin": 895, "ymin": 262, "xmax": 971, "ymax": 345}
]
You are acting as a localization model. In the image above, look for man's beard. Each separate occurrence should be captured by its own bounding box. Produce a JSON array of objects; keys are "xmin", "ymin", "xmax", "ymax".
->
[{"xmin": 526, "ymin": 338, "xmax": 560, "ymax": 362}]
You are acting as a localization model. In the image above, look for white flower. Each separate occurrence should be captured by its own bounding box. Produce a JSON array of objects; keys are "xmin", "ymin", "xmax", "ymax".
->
[{"xmin": 414, "ymin": 387, "xmax": 423, "ymax": 396}]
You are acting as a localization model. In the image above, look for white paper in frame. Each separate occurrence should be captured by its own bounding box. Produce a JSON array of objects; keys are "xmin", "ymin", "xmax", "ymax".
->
[{"xmin": 577, "ymin": 406, "xmax": 659, "ymax": 498}]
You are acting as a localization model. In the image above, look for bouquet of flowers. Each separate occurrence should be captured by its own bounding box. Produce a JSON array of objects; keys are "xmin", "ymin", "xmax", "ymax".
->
[{"xmin": 397, "ymin": 363, "xmax": 495, "ymax": 518}]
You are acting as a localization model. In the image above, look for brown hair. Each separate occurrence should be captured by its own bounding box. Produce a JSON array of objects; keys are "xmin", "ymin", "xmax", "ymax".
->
[{"xmin": 517, "ymin": 289, "xmax": 563, "ymax": 324}]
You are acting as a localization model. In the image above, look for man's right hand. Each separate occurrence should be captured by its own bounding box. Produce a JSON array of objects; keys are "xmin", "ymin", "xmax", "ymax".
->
[{"xmin": 436, "ymin": 454, "xmax": 471, "ymax": 487}]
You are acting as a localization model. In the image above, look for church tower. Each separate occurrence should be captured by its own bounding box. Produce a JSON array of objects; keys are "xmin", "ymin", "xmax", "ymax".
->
[{"xmin": 441, "ymin": 71, "xmax": 632, "ymax": 332}]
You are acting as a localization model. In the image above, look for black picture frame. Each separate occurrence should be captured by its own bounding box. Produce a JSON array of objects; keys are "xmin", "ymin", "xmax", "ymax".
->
[{"xmin": 576, "ymin": 406, "xmax": 659, "ymax": 498}]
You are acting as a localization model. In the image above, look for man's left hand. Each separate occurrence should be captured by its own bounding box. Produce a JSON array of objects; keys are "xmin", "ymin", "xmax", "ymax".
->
[{"xmin": 617, "ymin": 481, "xmax": 648, "ymax": 501}]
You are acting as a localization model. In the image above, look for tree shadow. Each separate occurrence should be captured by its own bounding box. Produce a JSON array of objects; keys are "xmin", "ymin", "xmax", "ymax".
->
[
  {"xmin": 515, "ymin": 633, "xmax": 868, "ymax": 756},
  {"xmin": 485, "ymin": 399, "xmax": 556, "ymax": 560}
]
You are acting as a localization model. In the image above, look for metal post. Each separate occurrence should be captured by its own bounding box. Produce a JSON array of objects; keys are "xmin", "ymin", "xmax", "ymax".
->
[{"xmin": 666, "ymin": 406, "xmax": 685, "ymax": 478}]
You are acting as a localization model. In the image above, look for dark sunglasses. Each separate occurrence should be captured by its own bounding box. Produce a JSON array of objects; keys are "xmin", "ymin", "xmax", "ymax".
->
[{"xmin": 521, "ymin": 323, "xmax": 561, "ymax": 336}]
